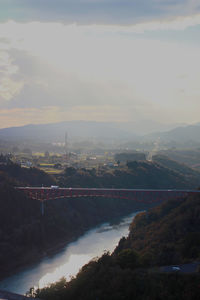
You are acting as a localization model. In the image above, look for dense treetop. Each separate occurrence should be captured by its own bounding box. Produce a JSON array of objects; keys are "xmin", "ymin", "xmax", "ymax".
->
[
  {"xmin": 0, "ymin": 154, "xmax": 199, "ymax": 297},
  {"xmin": 36, "ymin": 193, "xmax": 200, "ymax": 300},
  {"xmin": 59, "ymin": 160, "xmax": 199, "ymax": 189}
]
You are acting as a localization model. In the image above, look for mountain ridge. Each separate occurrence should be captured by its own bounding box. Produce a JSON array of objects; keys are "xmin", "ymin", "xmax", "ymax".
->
[{"xmin": 0, "ymin": 120, "xmax": 186, "ymax": 142}]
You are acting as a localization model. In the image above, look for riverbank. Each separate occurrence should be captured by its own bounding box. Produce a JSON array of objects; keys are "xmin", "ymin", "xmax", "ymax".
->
[
  {"xmin": 0, "ymin": 199, "xmax": 153, "ymax": 283},
  {"xmin": 35, "ymin": 194, "xmax": 200, "ymax": 300},
  {"xmin": 0, "ymin": 210, "xmax": 141, "ymax": 294},
  {"xmin": 0, "ymin": 226, "xmax": 86, "ymax": 281}
]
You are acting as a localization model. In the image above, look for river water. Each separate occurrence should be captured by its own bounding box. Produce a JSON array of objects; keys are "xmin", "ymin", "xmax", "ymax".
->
[{"xmin": 0, "ymin": 211, "xmax": 140, "ymax": 295}]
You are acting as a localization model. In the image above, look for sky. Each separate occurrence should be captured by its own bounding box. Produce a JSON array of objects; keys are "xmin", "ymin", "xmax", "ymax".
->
[{"xmin": 0, "ymin": 0, "xmax": 200, "ymax": 128}]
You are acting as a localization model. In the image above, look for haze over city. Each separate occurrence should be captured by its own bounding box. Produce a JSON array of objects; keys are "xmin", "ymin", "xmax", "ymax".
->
[{"xmin": 0, "ymin": 0, "xmax": 200, "ymax": 129}]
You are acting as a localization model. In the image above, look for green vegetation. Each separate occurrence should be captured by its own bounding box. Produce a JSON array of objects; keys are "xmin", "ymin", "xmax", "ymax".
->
[
  {"xmin": 0, "ymin": 154, "xmax": 199, "ymax": 288},
  {"xmin": 39, "ymin": 167, "xmax": 63, "ymax": 175},
  {"xmin": 116, "ymin": 193, "xmax": 200, "ymax": 265},
  {"xmin": 152, "ymin": 154, "xmax": 200, "ymax": 188},
  {"xmin": 58, "ymin": 160, "xmax": 198, "ymax": 189},
  {"xmin": 114, "ymin": 152, "xmax": 146, "ymax": 163},
  {"xmin": 0, "ymin": 156, "xmax": 154, "ymax": 279},
  {"xmin": 0, "ymin": 154, "xmax": 56, "ymax": 186},
  {"xmin": 157, "ymin": 148, "xmax": 200, "ymax": 169},
  {"xmin": 36, "ymin": 269, "xmax": 200, "ymax": 300},
  {"xmin": 35, "ymin": 193, "xmax": 200, "ymax": 300},
  {"xmin": 0, "ymin": 181, "xmax": 145, "ymax": 279},
  {"xmin": 0, "ymin": 184, "xmax": 41, "ymax": 276}
]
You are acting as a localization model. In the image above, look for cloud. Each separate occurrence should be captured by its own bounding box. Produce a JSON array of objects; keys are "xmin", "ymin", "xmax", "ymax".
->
[
  {"xmin": 0, "ymin": 107, "xmax": 59, "ymax": 128},
  {"xmin": 0, "ymin": 0, "xmax": 200, "ymax": 24},
  {"xmin": 0, "ymin": 19, "xmax": 200, "ymax": 126},
  {"xmin": 0, "ymin": 50, "xmax": 24, "ymax": 101},
  {"xmin": 0, "ymin": 77, "xmax": 23, "ymax": 101},
  {"xmin": 4, "ymin": 50, "xmax": 142, "ymax": 110},
  {"xmin": 0, "ymin": 103, "xmax": 174, "ymax": 129}
]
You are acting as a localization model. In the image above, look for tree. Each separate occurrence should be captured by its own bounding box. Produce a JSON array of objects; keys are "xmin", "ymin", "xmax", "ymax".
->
[
  {"xmin": 116, "ymin": 249, "xmax": 140, "ymax": 269},
  {"xmin": 65, "ymin": 167, "xmax": 76, "ymax": 176}
]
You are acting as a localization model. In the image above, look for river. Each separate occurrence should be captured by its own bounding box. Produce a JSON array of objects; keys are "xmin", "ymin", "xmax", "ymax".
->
[{"xmin": 0, "ymin": 211, "xmax": 140, "ymax": 295}]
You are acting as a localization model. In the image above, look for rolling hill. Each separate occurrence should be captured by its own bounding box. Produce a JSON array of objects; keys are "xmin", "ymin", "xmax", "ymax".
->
[
  {"xmin": 36, "ymin": 193, "xmax": 200, "ymax": 300},
  {"xmin": 146, "ymin": 123, "xmax": 200, "ymax": 144}
]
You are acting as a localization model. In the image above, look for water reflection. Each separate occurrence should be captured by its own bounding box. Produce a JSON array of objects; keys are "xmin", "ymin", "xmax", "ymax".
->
[
  {"xmin": 39, "ymin": 254, "xmax": 91, "ymax": 287},
  {"xmin": 0, "ymin": 211, "xmax": 140, "ymax": 294}
]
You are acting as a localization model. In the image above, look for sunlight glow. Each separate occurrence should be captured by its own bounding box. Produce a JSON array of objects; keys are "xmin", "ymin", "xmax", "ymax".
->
[
  {"xmin": 0, "ymin": 15, "xmax": 200, "ymax": 125},
  {"xmin": 39, "ymin": 254, "xmax": 91, "ymax": 288}
]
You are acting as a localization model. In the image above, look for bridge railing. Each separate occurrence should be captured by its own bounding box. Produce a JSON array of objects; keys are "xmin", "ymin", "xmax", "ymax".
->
[
  {"xmin": 15, "ymin": 187, "xmax": 200, "ymax": 216},
  {"xmin": 15, "ymin": 187, "xmax": 200, "ymax": 202}
]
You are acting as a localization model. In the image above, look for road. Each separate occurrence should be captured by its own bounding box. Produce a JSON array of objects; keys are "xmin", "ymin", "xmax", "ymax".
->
[{"xmin": 160, "ymin": 262, "xmax": 200, "ymax": 274}]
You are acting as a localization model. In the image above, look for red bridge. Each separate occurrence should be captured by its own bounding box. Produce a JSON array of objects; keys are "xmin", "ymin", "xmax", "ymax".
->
[
  {"xmin": 16, "ymin": 187, "xmax": 200, "ymax": 202},
  {"xmin": 16, "ymin": 187, "xmax": 200, "ymax": 215}
]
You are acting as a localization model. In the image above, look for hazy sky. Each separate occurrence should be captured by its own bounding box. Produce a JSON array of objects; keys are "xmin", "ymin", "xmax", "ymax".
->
[{"xmin": 0, "ymin": 0, "xmax": 200, "ymax": 128}]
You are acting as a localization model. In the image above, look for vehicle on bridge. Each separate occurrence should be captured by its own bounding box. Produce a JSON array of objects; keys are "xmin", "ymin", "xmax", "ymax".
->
[
  {"xmin": 172, "ymin": 266, "xmax": 180, "ymax": 271},
  {"xmin": 51, "ymin": 185, "xmax": 59, "ymax": 189}
]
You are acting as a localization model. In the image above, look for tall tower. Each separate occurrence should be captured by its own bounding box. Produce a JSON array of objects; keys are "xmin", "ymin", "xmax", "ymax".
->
[{"xmin": 65, "ymin": 131, "xmax": 68, "ymax": 161}]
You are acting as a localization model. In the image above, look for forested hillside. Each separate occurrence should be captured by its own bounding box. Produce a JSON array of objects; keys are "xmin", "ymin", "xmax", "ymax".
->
[
  {"xmin": 156, "ymin": 148, "xmax": 200, "ymax": 170},
  {"xmin": 0, "ymin": 159, "xmax": 153, "ymax": 279},
  {"xmin": 0, "ymin": 157, "xmax": 199, "ymax": 281},
  {"xmin": 0, "ymin": 183, "xmax": 145, "ymax": 279},
  {"xmin": 58, "ymin": 160, "xmax": 198, "ymax": 189},
  {"xmin": 36, "ymin": 193, "xmax": 200, "ymax": 300},
  {"xmin": 115, "ymin": 193, "xmax": 200, "ymax": 265},
  {"xmin": 152, "ymin": 154, "xmax": 200, "ymax": 187},
  {"xmin": 0, "ymin": 156, "xmax": 55, "ymax": 186}
]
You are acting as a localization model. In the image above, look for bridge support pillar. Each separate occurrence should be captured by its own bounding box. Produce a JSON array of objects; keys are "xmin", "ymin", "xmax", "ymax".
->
[{"xmin": 41, "ymin": 201, "xmax": 44, "ymax": 216}]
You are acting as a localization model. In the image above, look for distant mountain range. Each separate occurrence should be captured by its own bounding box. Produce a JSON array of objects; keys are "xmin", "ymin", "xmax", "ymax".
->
[
  {"xmin": 146, "ymin": 123, "xmax": 200, "ymax": 144},
  {"xmin": 0, "ymin": 121, "xmax": 134, "ymax": 142},
  {"xmin": 0, "ymin": 120, "xmax": 187, "ymax": 143}
]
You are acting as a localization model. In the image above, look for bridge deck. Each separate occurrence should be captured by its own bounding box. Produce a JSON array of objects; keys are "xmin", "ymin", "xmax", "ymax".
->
[
  {"xmin": 15, "ymin": 187, "xmax": 200, "ymax": 202},
  {"xmin": 15, "ymin": 186, "xmax": 200, "ymax": 216},
  {"xmin": 16, "ymin": 187, "xmax": 200, "ymax": 192}
]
